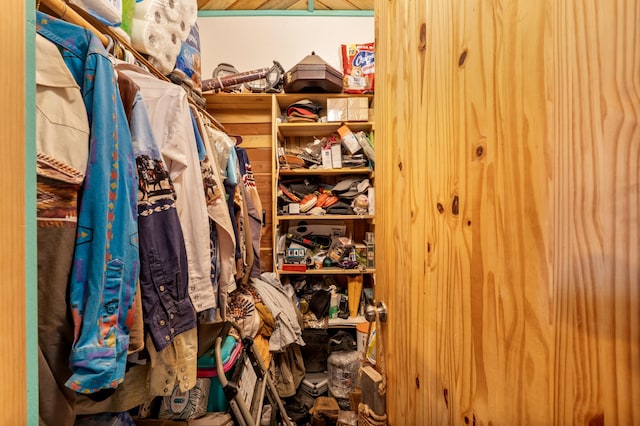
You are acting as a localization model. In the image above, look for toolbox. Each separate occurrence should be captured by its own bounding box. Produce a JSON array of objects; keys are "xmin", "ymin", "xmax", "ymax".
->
[{"xmin": 300, "ymin": 371, "xmax": 329, "ymax": 397}]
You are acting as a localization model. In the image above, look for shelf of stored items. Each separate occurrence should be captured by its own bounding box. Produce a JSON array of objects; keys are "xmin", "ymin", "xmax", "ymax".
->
[
  {"xmin": 328, "ymin": 316, "xmax": 367, "ymax": 328},
  {"xmin": 277, "ymin": 268, "xmax": 376, "ymax": 275},
  {"xmin": 274, "ymin": 93, "xmax": 374, "ymax": 110},
  {"xmin": 279, "ymin": 167, "xmax": 373, "ymax": 178},
  {"xmin": 276, "ymin": 214, "xmax": 374, "ymax": 220},
  {"xmin": 272, "ymin": 94, "xmax": 376, "ymax": 331},
  {"xmin": 277, "ymin": 121, "xmax": 374, "ymax": 139}
]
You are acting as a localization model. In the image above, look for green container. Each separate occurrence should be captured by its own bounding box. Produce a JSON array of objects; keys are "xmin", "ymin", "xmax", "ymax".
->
[{"xmin": 120, "ymin": 0, "xmax": 135, "ymax": 36}]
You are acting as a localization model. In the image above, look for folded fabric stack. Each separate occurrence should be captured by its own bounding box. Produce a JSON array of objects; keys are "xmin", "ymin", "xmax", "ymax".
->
[
  {"xmin": 131, "ymin": 0, "xmax": 198, "ymax": 74},
  {"xmin": 286, "ymin": 99, "xmax": 323, "ymax": 123}
]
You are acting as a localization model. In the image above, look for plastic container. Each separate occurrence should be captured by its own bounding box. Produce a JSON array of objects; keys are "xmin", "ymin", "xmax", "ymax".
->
[
  {"xmin": 120, "ymin": 0, "xmax": 135, "ymax": 35},
  {"xmin": 327, "ymin": 350, "xmax": 360, "ymax": 400},
  {"xmin": 329, "ymin": 286, "xmax": 340, "ymax": 319},
  {"xmin": 338, "ymin": 410, "xmax": 358, "ymax": 426},
  {"xmin": 70, "ymin": 0, "xmax": 122, "ymax": 26},
  {"xmin": 356, "ymin": 321, "xmax": 373, "ymax": 356}
]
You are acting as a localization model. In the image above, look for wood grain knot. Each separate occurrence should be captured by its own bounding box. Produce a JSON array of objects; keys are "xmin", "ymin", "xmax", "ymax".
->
[
  {"xmin": 427, "ymin": 242, "xmax": 431, "ymax": 253},
  {"xmin": 443, "ymin": 388, "xmax": 448, "ymax": 408},
  {"xmin": 419, "ymin": 23, "xmax": 427, "ymax": 52},
  {"xmin": 458, "ymin": 49, "xmax": 468, "ymax": 67},
  {"xmin": 437, "ymin": 203, "xmax": 444, "ymax": 214},
  {"xmin": 452, "ymin": 195, "xmax": 459, "ymax": 215},
  {"xmin": 415, "ymin": 375, "xmax": 420, "ymax": 388},
  {"xmin": 588, "ymin": 413, "xmax": 604, "ymax": 426},
  {"xmin": 464, "ymin": 416, "xmax": 469, "ymax": 424},
  {"xmin": 398, "ymin": 161, "xmax": 403, "ymax": 171},
  {"xmin": 475, "ymin": 145, "xmax": 484, "ymax": 157}
]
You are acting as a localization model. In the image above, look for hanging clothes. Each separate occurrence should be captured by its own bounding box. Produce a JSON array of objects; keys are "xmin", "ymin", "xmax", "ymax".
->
[
  {"xmin": 117, "ymin": 64, "xmax": 212, "ymax": 396},
  {"xmin": 35, "ymin": 32, "xmax": 88, "ymax": 425},
  {"xmin": 37, "ymin": 12, "xmax": 140, "ymax": 395},
  {"xmin": 225, "ymin": 149, "xmax": 253, "ymax": 284},
  {"xmin": 191, "ymin": 109, "xmax": 238, "ymax": 321},
  {"xmin": 235, "ymin": 164, "xmax": 254, "ymax": 285},
  {"xmin": 112, "ymin": 70, "xmax": 144, "ymax": 356},
  {"xmin": 117, "ymin": 64, "xmax": 214, "ymax": 313},
  {"xmin": 236, "ymin": 147, "xmax": 263, "ymax": 279},
  {"xmin": 115, "ymin": 69, "xmax": 197, "ymax": 354}
]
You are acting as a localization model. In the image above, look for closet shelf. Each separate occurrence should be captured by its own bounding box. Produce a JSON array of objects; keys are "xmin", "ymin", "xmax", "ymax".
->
[
  {"xmin": 40, "ymin": 0, "xmax": 226, "ymax": 134},
  {"xmin": 278, "ymin": 122, "xmax": 373, "ymax": 138},
  {"xmin": 328, "ymin": 316, "xmax": 367, "ymax": 328},
  {"xmin": 278, "ymin": 167, "xmax": 372, "ymax": 176},
  {"xmin": 276, "ymin": 214, "xmax": 374, "ymax": 220},
  {"xmin": 277, "ymin": 268, "xmax": 375, "ymax": 275}
]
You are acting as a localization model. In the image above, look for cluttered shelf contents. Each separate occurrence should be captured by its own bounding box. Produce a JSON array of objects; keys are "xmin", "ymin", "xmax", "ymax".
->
[
  {"xmin": 34, "ymin": 1, "xmax": 293, "ymax": 426},
  {"xmin": 272, "ymin": 91, "xmax": 378, "ymax": 418},
  {"xmin": 274, "ymin": 93, "xmax": 376, "ymax": 271},
  {"xmin": 203, "ymin": 85, "xmax": 383, "ymax": 421},
  {"xmin": 33, "ymin": 2, "xmax": 383, "ymax": 421},
  {"xmin": 262, "ymin": 80, "xmax": 385, "ymax": 423}
]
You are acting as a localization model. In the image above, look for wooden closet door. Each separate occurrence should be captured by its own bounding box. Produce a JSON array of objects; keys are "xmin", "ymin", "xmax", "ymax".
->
[
  {"xmin": 1, "ymin": 1, "xmax": 30, "ymax": 424},
  {"xmin": 375, "ymin": 0, "xmax": 639, "ymax": 424}
]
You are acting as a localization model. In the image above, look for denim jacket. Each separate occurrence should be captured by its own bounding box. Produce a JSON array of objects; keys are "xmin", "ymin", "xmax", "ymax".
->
[{"xmin": 36, "ymin": 12, "xmax": 139, "ymax": 394}]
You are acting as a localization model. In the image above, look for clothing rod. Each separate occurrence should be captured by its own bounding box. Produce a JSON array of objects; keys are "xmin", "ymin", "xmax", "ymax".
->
[
  {"xmin": 37, "ymin": 0, "xmax": 227, "ymax": 133},
  {"xmin": 39, "ymin": 0, "xmax": 110, "ymax": 46}
]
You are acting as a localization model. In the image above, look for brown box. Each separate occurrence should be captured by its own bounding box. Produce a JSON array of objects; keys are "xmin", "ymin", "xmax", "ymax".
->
[
  {"xmin": 347, "ymin": 97, "xmax": 370, "ymax": 121},
  {"xmin": 360, "ymin": 365, "xmax": 386, "ymax": 416},
  {"xmin": 327, "ymin": 98, "xmax": 348, "ymax": 122}
]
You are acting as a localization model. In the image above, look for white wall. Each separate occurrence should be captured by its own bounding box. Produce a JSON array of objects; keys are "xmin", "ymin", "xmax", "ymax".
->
[{"xmin": 196, "ymin": 16, "xmax": 374, "ymax": 79}]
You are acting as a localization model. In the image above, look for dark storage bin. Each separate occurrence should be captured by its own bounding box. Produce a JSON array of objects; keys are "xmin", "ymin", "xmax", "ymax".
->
[{"xmin": 284, "ymin": 52, "xmax": 343, "ymax": 93}]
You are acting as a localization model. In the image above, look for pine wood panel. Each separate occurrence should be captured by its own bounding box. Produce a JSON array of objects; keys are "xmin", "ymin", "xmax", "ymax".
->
[
  {"xmin": 206, "ymin": 97, "xmax": 275, "ymax": 278},
  {"xmin": 375, "ymin": 0, "xmax": 639, "ymax": 425},
  {"xmin": 198, "ymin": 0, "xmax": 307, "ymax": 10},
  {"xmin": 0, "ymin": 1, "xmax": 27, "ymax": 423},
  {"xmin": 314, "ymin": 0, "xmax": 370, "ymax": 10},
  {"xmin": 218, "ymin": 122, "xmax": 272, "ymax": 136},
  {"xmin": 209, "ymin": 111, "xmax": 273, "ymax": 124},
  {"xmin": 197, "ymin": 0, "xmax": 372, "ymax": 10}
]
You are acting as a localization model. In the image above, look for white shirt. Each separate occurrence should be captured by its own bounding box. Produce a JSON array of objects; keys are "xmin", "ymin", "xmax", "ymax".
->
[
  {"xmin": 119, "ymin": 65, "xmax": 215, "ymax": 312},
  {"xmin": 36, "ymin": 34, "xmax": 89, "ymax": 189}
]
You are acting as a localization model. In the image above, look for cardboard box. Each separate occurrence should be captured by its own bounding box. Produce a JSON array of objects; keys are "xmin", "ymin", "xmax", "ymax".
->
[
  {"xmin": 331, "ymin": 143, "xmax": 342, "ymax": 168},
  {"xmin": 322, "ymin": 148, "xmax": 333, "ymax": 169},
  {"xmin": 327, "ymin": 98, "xmax": 348, "ymax": 122},
  {"xmin": 347, "ymin": 97, "xmax": 369, "ymax": 121},
  {"xmin": 337, "ymin": 125, "xmax": 361, "ymax": 155}
]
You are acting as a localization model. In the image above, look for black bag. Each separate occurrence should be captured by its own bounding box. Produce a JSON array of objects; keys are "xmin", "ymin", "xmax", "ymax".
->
[
  {"xmin": 309, "ymin": 289, "xmax": 331, "ymax": 319},
  {"xmin": 301, "ymin": 329, "xmax": 330, "ymax": 373},
  {"xmin": 328, "ymin": 330, "xmax": 357, "ymax": 353}
]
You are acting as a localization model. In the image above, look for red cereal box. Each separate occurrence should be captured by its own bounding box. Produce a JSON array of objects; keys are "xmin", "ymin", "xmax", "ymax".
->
[{"xmin": 341, "ymin": 42, "xmax": 375, "ymax": 94}]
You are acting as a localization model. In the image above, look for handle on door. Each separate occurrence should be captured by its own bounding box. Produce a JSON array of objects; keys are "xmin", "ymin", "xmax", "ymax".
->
[{"xmin": 365, "ymin": 301, "xmax": 387, "ymax": 323}]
